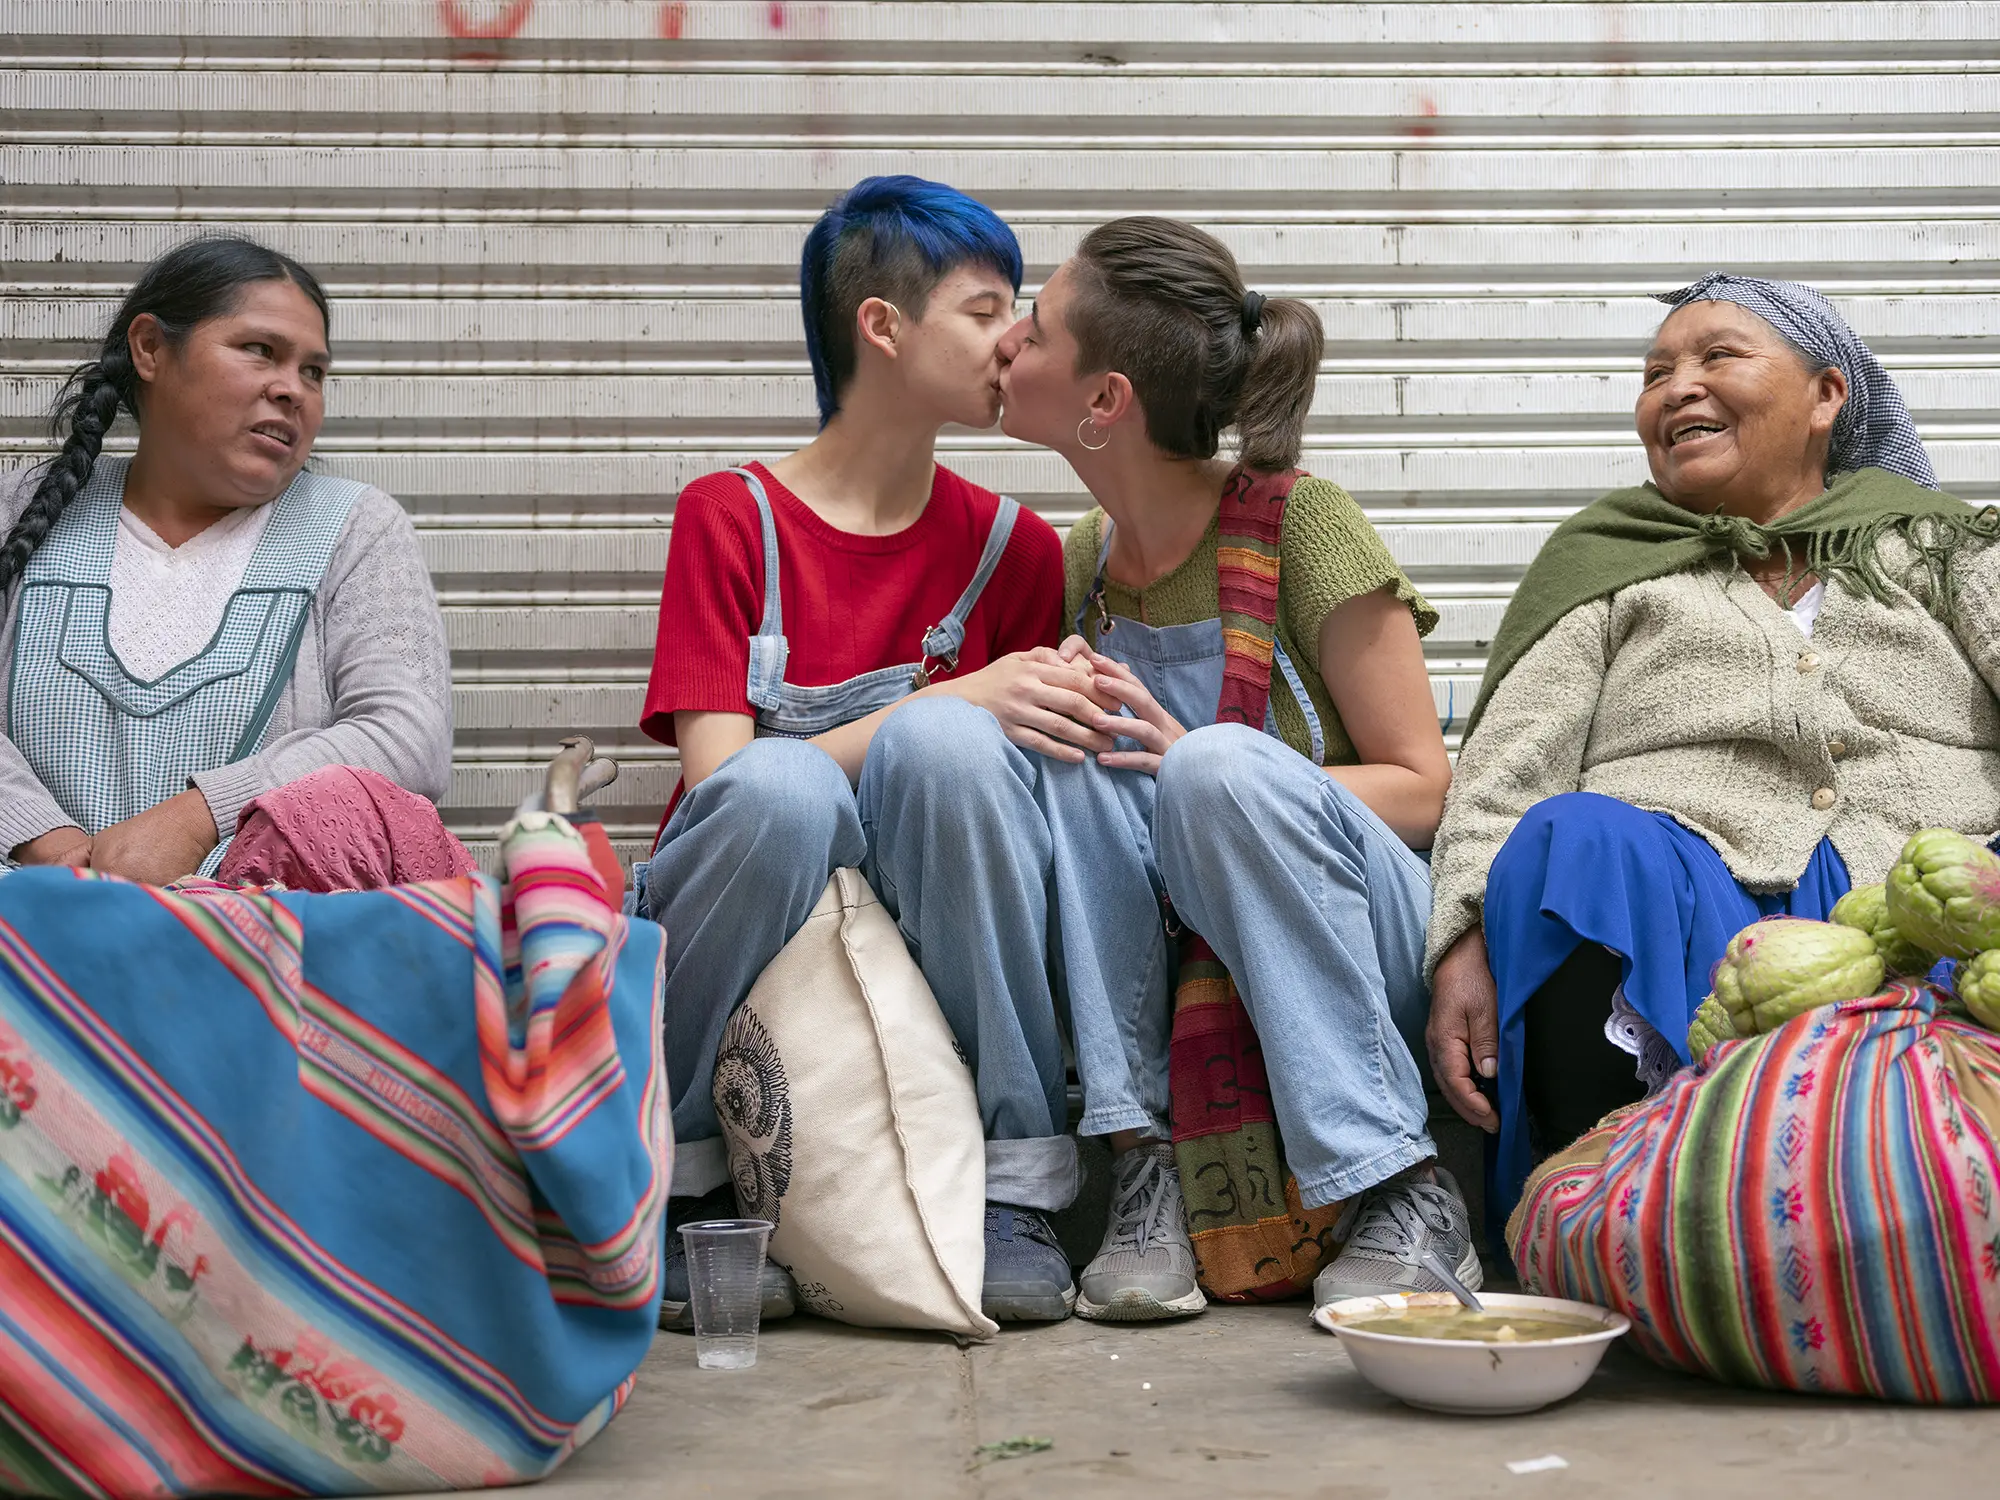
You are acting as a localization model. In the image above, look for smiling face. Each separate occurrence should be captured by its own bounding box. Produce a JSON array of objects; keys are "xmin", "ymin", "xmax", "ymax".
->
[
  {"xmin": 130, "ymin": 277, "xmax": 329, "ymax": 507},
  {"xmin": 996, "ymin": 261, "xmax": 1103, "ymax": 452},
  {"xmin": 1636, "ymin": 299, "xmax": 1848, "ymax": 514},
  {"xmin": 887, "ymin": 263, "xmax": 1016, "ymax": 431}
]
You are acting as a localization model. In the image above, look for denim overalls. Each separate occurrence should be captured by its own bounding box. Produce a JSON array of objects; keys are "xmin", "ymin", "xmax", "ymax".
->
[
  {"xmin": 1077, "ymin": 521, "xmax": 1326, "ymax": 759},
  {"xmin": 1049, "ymin": 519, "xmax": 1439, "ymax": 1210},
  {"xmin": 639, "ymin": 468, "xmax": 1087, "ymax": 1212},
  {"xmin": 734, "ymin": 467, "xmax": 1019, "ymax": 736}
]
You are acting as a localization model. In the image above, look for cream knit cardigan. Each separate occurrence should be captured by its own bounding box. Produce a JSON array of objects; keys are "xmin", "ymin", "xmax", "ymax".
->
[{"xmin": 1425, "ymin": 534, "xmax": 2000, "ymax": 981}]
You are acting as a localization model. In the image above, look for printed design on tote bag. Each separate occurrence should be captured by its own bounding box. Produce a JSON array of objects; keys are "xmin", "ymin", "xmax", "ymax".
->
[{"xmin": 715, "ymin": 1007, "xmax": 794, "ymax": 1223}]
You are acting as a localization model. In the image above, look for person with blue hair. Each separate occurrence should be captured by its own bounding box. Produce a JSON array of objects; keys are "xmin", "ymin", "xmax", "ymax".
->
[
  {"xmin": 636, "ymin": 176, "xmax": 1096, "ymax": 1325},
  {"xmin": 1424, "ymin": 274, "xmax": 2000, "ymax": 1234}
]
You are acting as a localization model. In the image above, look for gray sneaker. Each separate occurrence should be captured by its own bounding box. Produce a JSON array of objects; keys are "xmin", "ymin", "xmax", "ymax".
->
[
  {"xmin": 1076, "ymin": 1143, "xmax": 1207, "ymax": 1322},
  {"xmin": 1312, "ymin": 1166, "xmax": 1482, "ymax": 1308}
]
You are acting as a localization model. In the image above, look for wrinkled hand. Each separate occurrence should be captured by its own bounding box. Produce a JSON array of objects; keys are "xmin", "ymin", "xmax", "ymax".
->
[
  {"xmin": 88, "ymin": 789, "xmax": 220, "ymax": 886},
  {"xmin": 944, "ymin": 647, "xmax": 1118, "ymax": 762},
  {"xmin": 1058, "ymin": 639, "xmax": 1187, "ymax": 777},
  {"xmin": 1427, "ymin": 927, "xmax": 1500, "ymax": 1133},
  {"xmin": 10, "ymin": 826, "xmax": 92, "ymax": 868}
]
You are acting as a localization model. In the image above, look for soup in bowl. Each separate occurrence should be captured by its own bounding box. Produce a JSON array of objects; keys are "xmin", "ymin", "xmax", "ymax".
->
[{"xmin": 1313, "ymin": 1291, "xmax": 1630, "ymax": 1415}]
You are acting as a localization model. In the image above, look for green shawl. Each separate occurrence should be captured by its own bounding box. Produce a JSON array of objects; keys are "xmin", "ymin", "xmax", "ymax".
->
[{"xmin": 1464, "ymin": 467, "xmax": 2000, "ymax": 740}]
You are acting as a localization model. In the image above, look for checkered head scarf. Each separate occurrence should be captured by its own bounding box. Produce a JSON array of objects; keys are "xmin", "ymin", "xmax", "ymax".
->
[{"xmin": 1656, "ymin": 273, "xmax": 1937, "ymax": 489}]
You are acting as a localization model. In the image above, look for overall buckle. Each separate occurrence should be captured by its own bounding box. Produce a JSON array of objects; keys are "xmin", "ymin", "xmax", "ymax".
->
[{"xmin": 911, "ymin": 642, "xmax": 960, "ymax": 690}]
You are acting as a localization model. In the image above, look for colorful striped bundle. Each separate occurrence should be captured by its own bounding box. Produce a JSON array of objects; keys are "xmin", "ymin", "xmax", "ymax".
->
[
  {"xmin": 1170, "ymin": 936, "xmax": 1344, "ymax": 1300},
  {"xmin": 1169, "ymin": 465, "xmax": 1342, "ymax": 1301},
  {"xmin": 0, "ymin": 812, "xmax": 670, "ymax": 1495},
  {"xmin": 1510, "ymin": 981, "xmax": 2000, "ymax": 1403},
  {"xmin": 1211, "ymin": 465, "xmax": 1294, "ymax": 735}
]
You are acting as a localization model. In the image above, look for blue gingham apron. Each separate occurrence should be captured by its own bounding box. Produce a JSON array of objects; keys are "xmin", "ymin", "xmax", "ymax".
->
[
  {"xmin": 7, "ymin": 456, "xmax": 359, "ymax": 874},
  {"xmin": 735, "ymin": 465, "xmax": 1019, "ymax": 737}
]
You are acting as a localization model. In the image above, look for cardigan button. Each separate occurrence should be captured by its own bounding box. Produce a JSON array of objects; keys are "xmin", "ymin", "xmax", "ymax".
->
[
  {"xmin": 1811, "ymin": 787, "xmax": 1837, "ymax": 811},
  {"xmin": 1797, "ymin": 652, "xmax": 1821, "ymax": 673},
  {"xmin": 1828, "ymin": 738, "xmax": 1848, "ymax": 759}
]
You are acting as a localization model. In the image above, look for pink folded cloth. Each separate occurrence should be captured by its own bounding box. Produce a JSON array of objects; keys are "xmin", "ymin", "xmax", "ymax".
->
[{"xmin": 216, "ymin": 765, "xmax": 478, "ymax": 892}]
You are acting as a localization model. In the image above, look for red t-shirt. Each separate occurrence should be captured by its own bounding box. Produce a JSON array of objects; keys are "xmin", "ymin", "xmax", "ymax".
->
[{"xmin": 641, "ymin": 461, "xmax": 1063, "ymax": 750}]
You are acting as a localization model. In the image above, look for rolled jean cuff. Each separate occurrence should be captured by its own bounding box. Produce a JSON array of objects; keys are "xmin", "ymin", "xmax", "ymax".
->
[
  {"xmin": 669, "ymin": 1135, "xmax": 730, "ymax": 1201},
  {"xmin": 1294, "ymin": 1136, "xmax": 1436, "ymax": 1212},
  {"xmin": 985, "ymin": 1135, "xmax": 1080, "ymax": 1213},
  {"xmin": 1077, "ymin": 1104, "xmax": 1165, "ymax": 1141}
]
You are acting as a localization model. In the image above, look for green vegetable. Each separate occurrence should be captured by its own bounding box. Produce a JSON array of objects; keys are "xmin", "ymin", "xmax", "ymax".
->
[
  {"xmin": 1829, "ymin": 882, "xmax": 1938, "ymax": 977},
  {"xmin": 1957, "ymin": 949, "xmax": 2000, "ymax": 1032},
  {"xmin": 1686, "ymin": 993, "xmax": 1738, "ymax": 1064},
  {"xmin": 973, "ymin": 1437, "xmax": 1054, "ymax": 1466},
  {"xmin": 1710, "ymin": 917, "xmax": 1884, "ymax": 1035},
  {"xmin": 1886, "ymin": 828, "xmax": 2000, "ymax": 960}
]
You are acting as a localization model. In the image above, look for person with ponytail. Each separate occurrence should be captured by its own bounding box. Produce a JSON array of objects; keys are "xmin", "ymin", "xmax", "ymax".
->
[
  {"xmin": 0, "ymin": 237, "xmax": 456, "ymax": 886},
  {"xmin": 979, "ymin": 217, "xmax": 1469, "ymax": 1317}
]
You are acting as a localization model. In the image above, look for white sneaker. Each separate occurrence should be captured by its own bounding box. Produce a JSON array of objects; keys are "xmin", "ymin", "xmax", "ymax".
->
[
  {"xmin": 1312, "ymin": 1166, "xmax": 1482, "ymax": 1307},
  {"xmin": 1075, "ymin": 1143, "xmax": 1207, "ymax": 1322}
]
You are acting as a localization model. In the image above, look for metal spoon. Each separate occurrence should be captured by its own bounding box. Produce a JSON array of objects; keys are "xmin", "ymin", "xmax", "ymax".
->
[{"xmin": 1421, "ymin": 1248, "xmax": 1486, "ymax": 1313}]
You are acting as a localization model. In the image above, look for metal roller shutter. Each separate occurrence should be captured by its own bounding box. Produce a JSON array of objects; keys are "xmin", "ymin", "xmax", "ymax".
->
[{"xmin": 5, "ymin": 1, "xmax": 1996, "ymax": 866}]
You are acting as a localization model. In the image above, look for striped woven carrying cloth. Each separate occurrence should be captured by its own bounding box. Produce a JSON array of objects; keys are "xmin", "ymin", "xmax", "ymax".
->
[
  {"xmin": 0, "ymin": 811, "xmax": 671, "ymax": 1495},
  {"xmin": 1508, "ymin": 981, "xmax": 2000, "ymax": 1403},
  {"xmin": 1169, "ymin": 466, "xmax": 1345, "ymax": 1302}
]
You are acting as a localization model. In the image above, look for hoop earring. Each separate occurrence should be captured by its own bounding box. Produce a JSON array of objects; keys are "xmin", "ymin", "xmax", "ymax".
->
[{"xmin": 1077, "ymin": 417, "xmax": 1109, "ymax": 451}]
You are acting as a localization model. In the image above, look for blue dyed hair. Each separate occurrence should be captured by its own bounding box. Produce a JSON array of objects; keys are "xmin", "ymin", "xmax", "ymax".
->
[{"xmin": 800, "ymin": 175, "xmax": 1024, "ymax": 426}]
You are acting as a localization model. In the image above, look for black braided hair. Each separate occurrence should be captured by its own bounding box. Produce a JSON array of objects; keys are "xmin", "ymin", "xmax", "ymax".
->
[{"xmin": 0, "ymin": 236, "xmax": 331, "ymax": 595}]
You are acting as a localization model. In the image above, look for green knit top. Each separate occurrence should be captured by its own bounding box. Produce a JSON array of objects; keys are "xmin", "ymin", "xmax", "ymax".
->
[{"xmin": 1061, "ymin": 475, "xmax": 1436, "ymax": 766}]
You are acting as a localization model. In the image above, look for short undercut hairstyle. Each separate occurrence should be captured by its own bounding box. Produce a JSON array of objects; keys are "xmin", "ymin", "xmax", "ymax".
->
[{"xmin": 800, "ymin": 175, "xmax": 1023, "ymax": 426}]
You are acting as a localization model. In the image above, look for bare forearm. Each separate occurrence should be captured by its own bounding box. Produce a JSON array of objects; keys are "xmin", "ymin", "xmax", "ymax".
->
[
  {"xmin": 1324, "ymin": 762, "xmax": 1449, "ymax": 848},
  {"xmin": 679, "ymin": 694, "xmax": 925, "ymax": 791},
  {"xmin": 676, "ymin": 651, "xmax": 1110, "ymax": 792}
]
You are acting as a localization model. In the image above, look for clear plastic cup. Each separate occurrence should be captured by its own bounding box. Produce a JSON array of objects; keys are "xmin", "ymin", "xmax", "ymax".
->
[{"xmin": 677, "ymin": 1219, "xmax": 774, "ymax": 1370}]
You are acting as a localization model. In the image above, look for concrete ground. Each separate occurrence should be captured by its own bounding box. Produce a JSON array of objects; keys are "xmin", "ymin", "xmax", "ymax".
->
[{"xmin": 526, "ymin": 1304, "xmax": 2000, "ymax": 1498}]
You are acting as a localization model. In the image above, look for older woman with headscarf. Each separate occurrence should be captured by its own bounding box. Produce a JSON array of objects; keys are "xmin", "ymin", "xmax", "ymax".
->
[{"xmin": 1425, "ymin": 273, "xmax": 2000, "ymax": 1225}]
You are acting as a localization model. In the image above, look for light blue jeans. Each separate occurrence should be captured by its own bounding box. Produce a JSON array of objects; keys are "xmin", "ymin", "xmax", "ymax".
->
[
  {"xmin": 641, "ymin": 697, "xmax": 1083, "ymax": 1212},
  {"xmin": 644, "ymin": 701, "xmax": 1433, "ymax": 1215},
  {"xmin": 1154, "ymin": 724, "xmax": 1437, "ymax": 1207}
]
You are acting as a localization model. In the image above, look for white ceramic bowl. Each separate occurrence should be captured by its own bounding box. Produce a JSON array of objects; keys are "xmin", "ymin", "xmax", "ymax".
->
[{"xmin": 1313, "ymin": 1291, "xmax": 1630, "ymax": 1416}]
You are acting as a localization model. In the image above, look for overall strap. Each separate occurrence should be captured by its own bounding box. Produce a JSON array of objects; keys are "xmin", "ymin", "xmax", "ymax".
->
[
  {"xmin": 919, "ymin": 494, "xmax": 1020, "ymax": 670},
  {"xmin": 731, "ymin": 466, "xmax": 791, "ymax": 711},
  {"xmin": 731, "ymin": 466, "xmax": 785, "ymax": 640},
  {"xmin": 1272, "ymin": 640, "xmax": 1327, "ymax": 766},
  {"xmin": 1214, "ymin": 465, "xmax": 1299, "ymax": 734},
  {"xmin": 1075, "ymin": 516, "xmax": 1117, "ymax": 642}
]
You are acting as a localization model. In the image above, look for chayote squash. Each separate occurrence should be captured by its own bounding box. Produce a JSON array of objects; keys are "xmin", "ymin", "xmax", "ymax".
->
[
  {"xmin": 1829, "ymin": 882, "xmax": 1938, "ymax": 977},
  {"xmin": 1710, "ymin": 917, "xmax": 1885, "ymax": 1035},
  {"xmin": 1957, "ymin": 949, "xmax": 2000, "ymax": 1032},
  {"xmin": 1686, "ymin": 993, "xmax": 1738, "ymax": 1065},
  {"xmin": 1885, "ymin": 828, "xmax": 2000, "ymax": 960}
]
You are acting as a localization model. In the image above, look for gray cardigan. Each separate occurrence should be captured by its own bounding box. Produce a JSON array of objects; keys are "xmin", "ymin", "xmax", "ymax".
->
[
  {"xmin": 0, "ymin": 464, "xmax": 454, "ymax": 855},
  {"xmin": 1426, "ymin": 533, "xmax": 2000, "ymax": 981}
]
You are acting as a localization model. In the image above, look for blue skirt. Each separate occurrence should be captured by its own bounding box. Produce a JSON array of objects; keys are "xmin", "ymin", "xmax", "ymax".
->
[{"xmin": 1481, "ymin": 792, "xmax": 1852, "ymax": 1228}]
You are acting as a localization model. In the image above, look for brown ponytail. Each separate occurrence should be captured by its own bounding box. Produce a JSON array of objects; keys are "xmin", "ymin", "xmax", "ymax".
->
[{"xmin": 1065, "ymin": 217, "xmax": 1322, "ymax": 472}]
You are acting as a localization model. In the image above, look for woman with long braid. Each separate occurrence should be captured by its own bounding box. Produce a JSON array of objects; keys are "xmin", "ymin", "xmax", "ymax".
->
[{"xmin": 0, "ymin": 237, "xmax": 459, "ymax": 887}]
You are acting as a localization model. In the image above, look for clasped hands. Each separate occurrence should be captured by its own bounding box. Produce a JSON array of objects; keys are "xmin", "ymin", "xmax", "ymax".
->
[
  {"xmin": 946, "ymin": 634, "xmax": 1189, "ymax": 777},
  {"xmin": 9, "ymin": 788, "xmax": 220, "ymax": 886}
]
